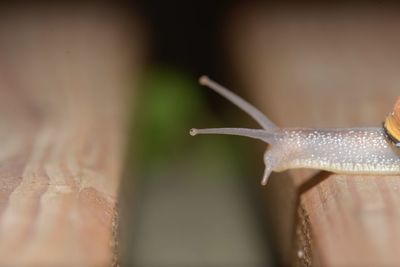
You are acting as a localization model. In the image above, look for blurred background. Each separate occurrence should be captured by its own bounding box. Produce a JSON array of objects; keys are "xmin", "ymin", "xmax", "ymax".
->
[
  {"xmin": 120, "ymin": 1, "xmax": 273, "ymax": 266},
  {"xmin": 3, "ymin": 1, "xmax": 400, "ymax": 266}
]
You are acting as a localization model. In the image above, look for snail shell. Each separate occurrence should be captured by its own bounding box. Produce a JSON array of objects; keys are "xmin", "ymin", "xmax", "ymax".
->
[{"xmin": 384, "ymin": 98, "xmax": 400, "ymax": 146}]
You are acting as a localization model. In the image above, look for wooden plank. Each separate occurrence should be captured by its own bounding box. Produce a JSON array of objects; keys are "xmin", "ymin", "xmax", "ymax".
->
[
  {"xmin": 0, "ymin": 4, "xmax": 140, "ymax": 266},
  {"xmin": 227, "ymin": 3, "xmax": 400, "ymax": 266}
]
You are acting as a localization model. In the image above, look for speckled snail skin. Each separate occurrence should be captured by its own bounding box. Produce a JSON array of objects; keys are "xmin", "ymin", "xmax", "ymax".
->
[{"xmin": 190, "ymin": 76, "xmax": 400, "ymax": 186}]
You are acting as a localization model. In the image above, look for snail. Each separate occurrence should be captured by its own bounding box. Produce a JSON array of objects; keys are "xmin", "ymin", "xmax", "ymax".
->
[{"xmin": 190, "ymin": 76, "xmax": 400, "ymax": 186}]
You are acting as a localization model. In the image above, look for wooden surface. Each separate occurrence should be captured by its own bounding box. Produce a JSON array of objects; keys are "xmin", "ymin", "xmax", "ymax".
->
[
  {"xmin": 0, "ymin": 5, "xmax": 139, "ymax": 266},
  {"xmin": 228, "ymin": 3, "xmax": 400, "ymax": 266}
]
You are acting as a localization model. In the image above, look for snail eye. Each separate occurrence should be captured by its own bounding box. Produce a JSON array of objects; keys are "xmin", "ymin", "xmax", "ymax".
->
[{"xmin": 384, "ymin": 98, "xmax": 400, "ymax": 146}]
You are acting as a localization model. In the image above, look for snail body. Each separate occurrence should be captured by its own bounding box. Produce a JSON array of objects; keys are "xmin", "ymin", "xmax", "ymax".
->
[{"xmin": 190, "ymin": 76, "xmax": 400, "ymax": 185}]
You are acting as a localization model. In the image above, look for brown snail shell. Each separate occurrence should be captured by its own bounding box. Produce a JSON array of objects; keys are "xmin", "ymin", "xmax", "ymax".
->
[{"xmin": 384, "ymin": 98, "xmax": 400, "ymax": 146}]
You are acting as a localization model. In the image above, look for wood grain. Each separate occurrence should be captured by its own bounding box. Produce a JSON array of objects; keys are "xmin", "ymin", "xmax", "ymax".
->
[
  {"xmin": 0, "ymin": 4, "xmax": 140, "ymax": 266},
  {"xmin": 227, "ymin": 3, "xmax": 400, "ymax": 266}
]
